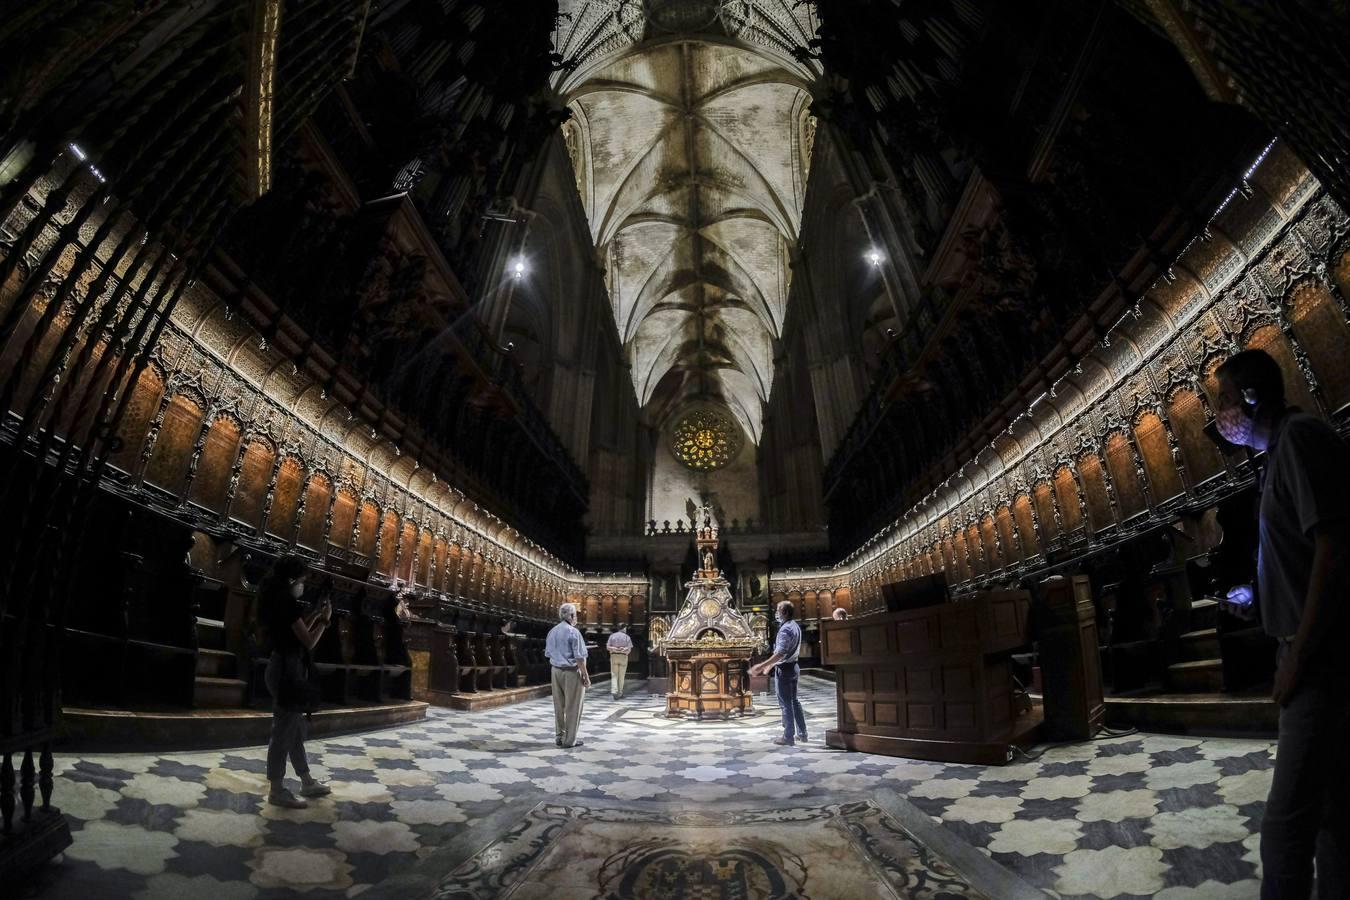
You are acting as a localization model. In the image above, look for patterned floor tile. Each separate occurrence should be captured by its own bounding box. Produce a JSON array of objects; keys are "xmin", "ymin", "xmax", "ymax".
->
[{"xmin": 18, "ymin": 678, "xmax": 1273, "ymax": 899}]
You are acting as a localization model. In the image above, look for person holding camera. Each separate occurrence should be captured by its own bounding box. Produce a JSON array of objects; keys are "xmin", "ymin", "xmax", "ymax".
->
[
  {"xmin": 1214, "ymin": 349, "xmax": 1349, "ymax": 898},
  {"xmin": 261, "ymin": 555, "xmax": 333, "ymax": 809}
]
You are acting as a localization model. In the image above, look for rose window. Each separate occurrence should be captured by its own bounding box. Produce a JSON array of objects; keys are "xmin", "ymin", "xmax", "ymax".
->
[{"xmin": 672, "ymin": 410, "xmax": 741, "ymax": 471}]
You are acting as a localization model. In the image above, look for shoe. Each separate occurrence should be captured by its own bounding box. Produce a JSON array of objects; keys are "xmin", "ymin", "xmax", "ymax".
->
[
  {"xmin": 564, "ymin": 740, "xmax": 584, "ymax": 748},
  {"xmin": 555, "ymin": 738, "xmax": 564, "ymax": 747},
  {"xmin": 797, "ymin": 733, "xmax": 808, "ymax": 742},
  {"xmin": 772, "ymin": 736, "xmax": 794, "ymax": 747},
  {"xmin": 299, "ymin": 781, "xmax": 332, "ymax": 798},
  {"xmin": 612, "ymin": 695, "xmax": 619, "ymax": 701},
  {"xmin": 267, "ymin": 789, "xmax": 308, "ymax": 809}
]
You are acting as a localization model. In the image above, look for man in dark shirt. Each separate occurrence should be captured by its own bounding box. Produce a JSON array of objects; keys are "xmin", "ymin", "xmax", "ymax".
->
[{"xmin": 1215, "ymin": 349, "xmax": 1349, "ymax": 898}]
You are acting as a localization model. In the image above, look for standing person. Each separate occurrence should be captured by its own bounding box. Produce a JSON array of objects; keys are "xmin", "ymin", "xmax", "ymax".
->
[
  {"xmin": 547, "ymin": 602, "xmax": 590, "ymax": 748},
  {"xmin": 606, "ymin": 625, "xmax": 633, "ymax": 699},
  {"xmin": 748, "ymin": 600, "xmax": 807, "ymax": 746},
  {"xmin": 260, "ymin": 555, "xmax": 333, "ymax": 809},
  {"xmin": 1213, "ymin": 349, "xmax": 1349, "ymax": 899}
]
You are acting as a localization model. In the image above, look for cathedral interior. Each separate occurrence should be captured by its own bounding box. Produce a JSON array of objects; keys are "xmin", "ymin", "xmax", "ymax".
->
[{"xmin": 2, "ymin": 1, "xmax": 1349, "ymax": 897}]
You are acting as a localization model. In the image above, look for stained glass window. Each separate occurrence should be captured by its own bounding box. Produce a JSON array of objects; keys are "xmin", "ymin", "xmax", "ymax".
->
[{"xmin": 671, "ymin": 409, "xmax": 741, "ymax": 471}]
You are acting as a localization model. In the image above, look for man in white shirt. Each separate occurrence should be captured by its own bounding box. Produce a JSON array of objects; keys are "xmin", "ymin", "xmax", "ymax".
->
[
  {"xmin": 606, "ymin": 625, "xmax": 633, "ymax": 699},
  {"xmin": 545, "ymin": 603, "xmax": 590, "ymax": 748}
]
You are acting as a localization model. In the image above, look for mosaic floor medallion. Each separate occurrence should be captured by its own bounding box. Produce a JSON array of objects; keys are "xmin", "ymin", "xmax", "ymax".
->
[{"xmin": 431, "ymin": 799, "xmax": 987, "ymax": 899}]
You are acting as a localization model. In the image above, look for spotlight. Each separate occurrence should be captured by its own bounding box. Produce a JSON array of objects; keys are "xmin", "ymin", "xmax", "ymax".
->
[
  {"xmin": 511, "ymin": 258, "xmax": 526, "ymax": 279},
  {"xmin": 866, "ymin": 248, "xmax": 883, "ymax": 267}
]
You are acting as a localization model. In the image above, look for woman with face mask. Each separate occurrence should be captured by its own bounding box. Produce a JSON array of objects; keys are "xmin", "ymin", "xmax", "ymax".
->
[{"xmin": 260, "ymin": 555, "xmax": 332, "ymax": 809}]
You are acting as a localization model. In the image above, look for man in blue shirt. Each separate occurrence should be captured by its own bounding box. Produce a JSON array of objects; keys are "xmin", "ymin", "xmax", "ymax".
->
[
  {"xmin": 546, "ymin": 602, "xmax": 590, "ymax": 748},
  {"xmin": 749, "ymin": 600, "xmax": 807, "ymax": 746}
]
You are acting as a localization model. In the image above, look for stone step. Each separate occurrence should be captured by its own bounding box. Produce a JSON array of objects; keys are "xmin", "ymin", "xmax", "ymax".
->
[
  {"xmin": 193, "ymin": 676, "xmax": 248, "ymax": 709},
  {"xmin": 1167, "ymin": 658, "xmax": 1224, "ymax": 693},
  {"xmin": 1177, "ymin": 628, "xmax": 1221, "ymax": 662},
  {"xmin": 196, "ymin": 648, "xmax": 237, "ymax": 678}
]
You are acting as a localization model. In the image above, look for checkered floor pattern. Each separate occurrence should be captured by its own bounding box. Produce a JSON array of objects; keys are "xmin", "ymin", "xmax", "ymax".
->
[{"xmin": 22, "ymin": 677, "xmax": 1273, "ymax": 899}]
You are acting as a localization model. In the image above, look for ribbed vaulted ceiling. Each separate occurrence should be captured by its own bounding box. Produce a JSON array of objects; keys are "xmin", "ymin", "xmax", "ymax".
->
[{"xmin": 554, "ymin": 1, "xmax": 819, "ymax": 443}]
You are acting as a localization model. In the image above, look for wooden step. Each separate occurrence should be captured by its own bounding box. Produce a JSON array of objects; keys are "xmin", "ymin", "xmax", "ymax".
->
[
  {"xmin": 196, "ymin": 648, "xmax": 236, "ymax": 678},
  {"xmin": 1189, "ymin": 598, "xmax": 1220, "ymax": 630},
  {"xmin": 193, "ymin": 676, "xmax": 248, "ymax": 709},
  {"xmin": 1167, "ymin": 658, "xmax": 1223, "ymax": 693},
  {"xmin": 195, "ymin": 617, "xmax": 227, "ymax": 650},
  {"xmin": 1105, "ymin": 691, "xmax": 1277, "ymax": 737},
  {"xmin": 1178, "ymin": 628, "xmax": 1220, "ymax": 662}
]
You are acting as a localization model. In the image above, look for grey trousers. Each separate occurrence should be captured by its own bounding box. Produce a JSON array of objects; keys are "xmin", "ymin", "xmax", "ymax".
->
[
  {"xmin": 551, "ymin": 666, "xmax": 586, "ymax": 747},
  {"xmin": 265, "ymin": 652, "xmax": 312, "ymax": 783},
  {"xmin": 1261, "ymin": 648, "xmax": 1350, "ymax": 899}
]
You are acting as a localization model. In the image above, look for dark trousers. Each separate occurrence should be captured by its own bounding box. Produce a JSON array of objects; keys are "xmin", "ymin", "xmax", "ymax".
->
[
  {"xmin": 1261, "ymin": 648, "xmax": 1350, "ymax": 899},
  {"xmin": 774, "ymin": 663, "xmax": 806, "ymax": 742},
  {"xmin": 265, "ymin": 651, "xmax": 312, "ymax": 783}
]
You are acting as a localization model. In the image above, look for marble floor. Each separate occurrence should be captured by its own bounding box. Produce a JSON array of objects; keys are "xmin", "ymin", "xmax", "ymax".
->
[{"xmin": 21, "ymin": 676, "xmax": 1273, "ymax": 899}]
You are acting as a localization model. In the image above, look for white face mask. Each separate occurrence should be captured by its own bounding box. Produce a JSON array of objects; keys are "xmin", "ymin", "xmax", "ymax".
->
[{"xmin": 289, "ymin": 580, "xmax": 305, "ymax": 599}]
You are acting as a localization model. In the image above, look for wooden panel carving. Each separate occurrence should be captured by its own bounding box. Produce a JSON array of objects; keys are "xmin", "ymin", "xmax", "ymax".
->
[
  {"xmin": 329, "ymin": 489, "xmax": 357, "ymax": 552},
  {"xmin": 1167, "ymin": 390, "xmax": 1223, "ymax": 484},
  {"xmin": 1053, "ymin": 469, "xmax": 1082, "ymax": 532},
  {"xmin": 1013, "ymin": 495, "xmax": 1039, "ymax": 556},
  {"xmin": 1246, "ymin": 324, "xmax": 1317, "ymax": 414},
  {"xmin": 297, "ymin": 474, "xmax": 330, "ymax": 550},
  {"xmin": 108, "ymin": 369, "xmax": 164, "ymax": 474},
  {"xmin": 1290, "ymin": 281, "xmax": 1350, "ymax": 411},
  {"xmin": 397, "ymin": 522, "xmax": 416, "ymax": 582},
  {"xmin": 189, "ymin": 416, "xmax": 240, "ymax": 513},
  {"xmin": 980, "ymin": 516, "xmax": 1003, "ymax": 569},
  {"xmin": 996, "ymin": 508, "xmax": 1018, "ymax": 561},
  {"xmin": 265, "ymin": 456, "xmax": 304, "ymax": 539},
  {"xmin": 1106, "ymin": 433, "xmax": 1145, "ymax": 518},
  {"xmin": 232, "ymin": 440, "xmax": 274, "ymax": 528},
  {"xmin": 1034, "ymin": 482, "xmax": 1058, "ymax": 543},
  {"xmin": 145, "ymin": 394, "xmax": 203, "ymax": 494},
  {"xmin": 416, "ymin": 531, "xmax": 433, "ymax": 585},
  {"xmin": 356, "ymin": 501, "xmax": 378, "ymax": 558},
  {"xmin": 1135, "ymin": 412, "xmax": 1183, "ymax": 503},
  {"xmin": 377, "ymin": 512, "xmax": 398, "ymax": 575},
  {"xmin": 1078, "ymin": 454, "xmax": 1112, "ymax": 530}
]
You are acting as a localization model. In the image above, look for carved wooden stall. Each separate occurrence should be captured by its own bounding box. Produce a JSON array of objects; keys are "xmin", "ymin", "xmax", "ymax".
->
[{"xmin": 822, "ymin": 585, "xmax": 1037, "ymax": 764}]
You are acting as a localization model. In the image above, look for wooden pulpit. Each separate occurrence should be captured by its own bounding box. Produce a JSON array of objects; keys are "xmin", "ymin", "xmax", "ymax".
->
[{"xmin": 822, "ymin": 587, "xmax": 1040, "ymax": 764}]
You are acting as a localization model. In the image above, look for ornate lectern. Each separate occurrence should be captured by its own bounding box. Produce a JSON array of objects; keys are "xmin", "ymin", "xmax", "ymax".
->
[{"xmin": 662, "ymin": 515, "xmax": 756, "ymax": 719}]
